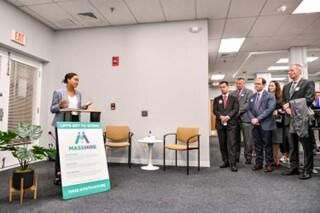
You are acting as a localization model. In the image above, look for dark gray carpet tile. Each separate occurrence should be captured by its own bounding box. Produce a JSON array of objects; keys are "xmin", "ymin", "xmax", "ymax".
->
[{"xmin": 0, "ymin": 137, "xmax": 319, "ymax": 213}]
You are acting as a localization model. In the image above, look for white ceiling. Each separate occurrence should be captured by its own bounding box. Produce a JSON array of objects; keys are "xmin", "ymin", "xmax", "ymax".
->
[{"xmin": 6, "ymin": 0, "xmax": 320, "ymax": 81}]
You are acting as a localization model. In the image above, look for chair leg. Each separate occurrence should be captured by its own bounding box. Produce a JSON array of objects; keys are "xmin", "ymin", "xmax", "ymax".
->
[
  {"xmin": 175, "ymin": 150, "xmax": 177, "ymax": 167},
  {"xmin": 163, "ymin": 147, "xmax": 166, "ymax": 171},
  {"xmin": 198, "ymin": 147, "xmax": 200, "ymax": 171},
  {"xmin": 9, "ymin": 176, "xmax": 12, "ymax": 202},
  {"xmin": 20, "ymin": 178, "xmax": 24, "ymax": 205},
  {"xmin": 128, "ymin": 145, "xmax": 132, "ymax": 168},
  {"xmin": 187, "ymin": 149, "xmax": 189, "ymax": 175}
]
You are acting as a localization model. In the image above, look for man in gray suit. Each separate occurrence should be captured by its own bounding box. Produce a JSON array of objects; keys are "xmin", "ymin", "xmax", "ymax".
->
[
  {"xmin": 282, "ymin": 64, "xmax": 315, "ymax": 179},
  {"xmin": 230, "ymin": 77, "xmax": 253, "ymax": 164},
  {"xmin": 248, "ymin": 78, "xmax": 276, "ymax": 172}
]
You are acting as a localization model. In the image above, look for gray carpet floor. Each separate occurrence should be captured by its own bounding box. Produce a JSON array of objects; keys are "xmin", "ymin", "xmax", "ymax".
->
[{"xmin": 1, "ymin": 137, "xmax": 320, "ymax": 213}]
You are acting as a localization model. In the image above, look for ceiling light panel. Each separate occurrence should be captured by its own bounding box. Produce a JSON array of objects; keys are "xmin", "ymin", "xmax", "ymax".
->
[
  {"xmin": 293, "ymin": 0, "xmax": 320, "ymax": 14},
  {"xmin": 218, "ymin": 38, "xmax": 245, "ymax": 53}
]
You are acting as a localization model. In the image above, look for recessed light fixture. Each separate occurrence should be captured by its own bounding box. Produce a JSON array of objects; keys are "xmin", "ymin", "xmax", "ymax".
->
[
  {"xmin": 277, "ymin": 5, "xmax": 287, "ymax": 13},
  {"xmin": 218, "ymin": 38, "xmax": 245, "ymax": 53},
  {"xmin": 211, "ymin": 74, "xmax": 225, "ymax": 80},
  {"xmin": 268, "ymin": 66, "xmax": 289, "ymax": 71},
  {"xmin": 293, "ymin": 0, "xmax": 320, "ymax": 14},
  {"xmin": 276, "ymin": 57, "xmax": 319, "ymax": 63}
]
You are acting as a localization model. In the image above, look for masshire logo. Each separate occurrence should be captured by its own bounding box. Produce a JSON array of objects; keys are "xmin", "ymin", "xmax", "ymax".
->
[{"xmin": 69, "ymin": 131, "xmax": 96, "ymax": 151}]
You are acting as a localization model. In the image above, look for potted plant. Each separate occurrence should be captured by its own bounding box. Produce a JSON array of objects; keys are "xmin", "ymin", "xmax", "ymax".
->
[{"xmin": 0, "ymin": 123, "xmax": 50, "ymax": 190}]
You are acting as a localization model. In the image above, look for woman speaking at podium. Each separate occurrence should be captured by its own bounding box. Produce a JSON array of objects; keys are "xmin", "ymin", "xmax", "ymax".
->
[{"xmin": 50, "ymin": 72, "xmax": 89, "ymax": 185}]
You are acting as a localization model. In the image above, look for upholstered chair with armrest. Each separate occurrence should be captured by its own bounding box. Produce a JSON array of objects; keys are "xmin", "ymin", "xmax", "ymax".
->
[
  {"xmin": 104, "ymin": 126, "xmax": 133, "ymax": 168},
  {"xmin": 163, "ymin": 127, "xmax": 200, "ymax": 175}
]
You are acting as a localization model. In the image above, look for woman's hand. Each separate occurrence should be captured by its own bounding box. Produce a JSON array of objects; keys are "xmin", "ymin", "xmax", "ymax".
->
[{"xmin": 59, "ymin": 99, "xmax": 69, "ymax": 108}]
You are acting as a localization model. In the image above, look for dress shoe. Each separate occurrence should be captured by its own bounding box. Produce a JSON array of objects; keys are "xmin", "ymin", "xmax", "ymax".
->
[
  {"xmin": 245, "ymin": 159, "xmax": 252, "ymax": 165},
  {"xmin": 264, "ymin": 165, "xmax": 273, "ymax": 173},
  {"xmin": 53, "ymin": 178, "xmax": 61, "ymax": 185},
  {"xmin": 252, "ymin": 164, "xmax": 263, "ymax": 171},
  {"xmin": 230, "ymin": 164, "xmax": 238, "ymax": 172},
  {"xmin": 299, "ymin": 173, "xmax": 312, "ymax": 180},
  {"xmin": 219, "ymin": 162, "xmax": 229, "ymax": 168},
  {"xmin": 281, "ymin": 169, "xmax": 300, "ymax": 176}
]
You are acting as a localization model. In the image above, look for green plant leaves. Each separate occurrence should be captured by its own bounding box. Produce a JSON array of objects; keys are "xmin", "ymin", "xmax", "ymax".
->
[
  {"xmin": 15, "ymin": 123, "xmax": 43, "ymax": 141},
  {"xmin": 0, "ymin": 131, "xmax": 17, "ymax": 151}
]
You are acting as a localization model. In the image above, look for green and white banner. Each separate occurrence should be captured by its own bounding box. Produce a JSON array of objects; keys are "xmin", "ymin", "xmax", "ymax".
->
[{"xmin": 57, "ymin": 122, "xmax": 110, "ymax": 199}]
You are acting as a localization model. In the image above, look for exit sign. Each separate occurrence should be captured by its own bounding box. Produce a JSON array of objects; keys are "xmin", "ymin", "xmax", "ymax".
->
[{"xmin": 11, "ymin": 30, "xmax": 26, "ymax": 46}]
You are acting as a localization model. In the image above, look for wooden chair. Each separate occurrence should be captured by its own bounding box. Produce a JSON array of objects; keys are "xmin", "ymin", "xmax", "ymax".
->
[
  {"xmin": 104, "ymin": 126, "xmax": 133, "ymax": 168},
  {"xmin": 9, "ymin": 175, "xmax": 37, "ymax": 204},
  {"xmin": 163, "ymin": 127, "xmax": 200, "ymax": 175}
]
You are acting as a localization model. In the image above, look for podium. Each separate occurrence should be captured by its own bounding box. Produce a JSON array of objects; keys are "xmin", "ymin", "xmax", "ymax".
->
[{"xmin": 60, "ymin": 109, "xmax": 101, "ymax": 122}]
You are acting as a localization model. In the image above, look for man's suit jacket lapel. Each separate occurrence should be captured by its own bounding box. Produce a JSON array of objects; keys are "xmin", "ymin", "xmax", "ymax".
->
[{"xmin": 290, "ymin": 79, "xmax": 304, "ymax": 99}]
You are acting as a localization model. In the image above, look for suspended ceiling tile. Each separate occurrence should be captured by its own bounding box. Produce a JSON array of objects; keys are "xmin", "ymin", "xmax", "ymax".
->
[
  {"xmin": 7, "ymin": 0, "xmax": 24, "ymax": 6},
  {"xmin": 260, "ymin": 0, "xmax": 302, "ymax": 16},
  {"xmin": 223, "ymin": 17, "xmax": 256, "ymax": 38},
  {"xmin": 303, "ymin": 16, "xmax": 320, "ymax": 34},
  {"xmin": 196, "ymin": 0, "xmax": 230, "ymax": 19},
  {"xmin": 20, "ymin": 6, "xmax": 59, "ymax": 29},
  {"xmin": 161, "ymin": 0, "xmax": 195, "ymax": 21},
  {"xmin": 90, "ymin": 0, "xmax": 136, "ymax": 25},
  {"xmin": 57, "ymin": 0, "xmax": 109, "ymax": 27},
  {"xmin": 26, "ymin": 3, "xmax": 81, "ymax": 28},
  {"xmin": 124, "ymin": 0, "xmax": 165, "ymax": 23},
  {"xmin": 241, "ymin": 36, "xmax": 295, "ymax": 52},
  {"xmin": 275, "ymin": 13, "xmax": 320, "ymax": 35},
  {"xmin": 208, "ymin": 19, "xmax": 225, "ymax": 40},
  {"xmin": 292, "ymin": 34, "xmax": 320, "ymax": 47},
  {"xmin": 15, "ymin": 0, "xmax": 53, "ymax": 5},
  {"xmin": 228, "ymin": 0, "xmax": 266, "ymax": 18},
  {"xmin": 249, "ymin": 15, "xmax": 289, "ymax": 37}
]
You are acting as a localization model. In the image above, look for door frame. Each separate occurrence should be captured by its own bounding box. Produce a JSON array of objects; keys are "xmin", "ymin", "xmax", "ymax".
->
[{"xmin": 0, "ymin": 48, "xmax": 42, "ymax": 131}]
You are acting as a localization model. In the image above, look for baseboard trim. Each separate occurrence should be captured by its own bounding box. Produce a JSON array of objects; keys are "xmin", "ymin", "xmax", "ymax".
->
[{"xmin": 107, "ymin": 157, "xmax": 210, "ymax": 167}]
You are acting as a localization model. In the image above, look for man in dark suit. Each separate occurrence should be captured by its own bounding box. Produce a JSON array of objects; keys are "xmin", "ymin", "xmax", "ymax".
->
[
  {"xmin": 248, "ymin": 78, "xmax": 276, "ymax": 172},
  {"xmin": 282, "ymin": 64, "xmax": 315, "ymax": 180},
  {"xmin": 230, "ymin": 77, "xmax": 254, "ymax": 164},
  {"xmin": 213, "ymin": 81, "xmax": 239, "ymax": 172}
]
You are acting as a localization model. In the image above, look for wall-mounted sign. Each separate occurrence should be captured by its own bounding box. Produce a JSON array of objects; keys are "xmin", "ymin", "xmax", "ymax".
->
[
  {"xmin": 11, "ymin": 30, "xmax": 26, "ymax": 46},
  {"xmin": 112, "ymin": 56, "xmax": 119, "ymax": 67}
]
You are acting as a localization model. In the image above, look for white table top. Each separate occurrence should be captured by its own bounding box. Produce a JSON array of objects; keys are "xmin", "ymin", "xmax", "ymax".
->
[{"xmin": 138, "ymin": 138, "xmax": 163, "ymax": 143}]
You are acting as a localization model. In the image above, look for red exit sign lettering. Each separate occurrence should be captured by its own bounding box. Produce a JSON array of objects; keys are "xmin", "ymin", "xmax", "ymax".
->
[{"xmin": 11, "ymin": 30, "xmax": 26, "ymax": 46}]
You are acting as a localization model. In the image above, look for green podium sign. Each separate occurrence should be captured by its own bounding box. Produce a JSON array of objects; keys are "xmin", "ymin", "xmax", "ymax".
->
[{"xmin": 57, "ymin": 122, "xmax": 110, "ymax": 199}]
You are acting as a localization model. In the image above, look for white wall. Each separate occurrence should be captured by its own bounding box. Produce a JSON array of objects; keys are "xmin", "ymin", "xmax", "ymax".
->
[
  {"xmin": 0, "ymin": 1, "xmax": 55, "ymax": 169},
  {"xmin": 51, "ymin": 20, "xmax": 210, "ymax": 167},
  {"xmin": 0, "ymin": 1, "xmax": 54, "ymax": 61}
]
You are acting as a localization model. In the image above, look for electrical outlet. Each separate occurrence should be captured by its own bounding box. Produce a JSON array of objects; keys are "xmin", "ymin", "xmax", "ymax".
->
[
  {"xmin": 111, "ymin": 103, "xmax": 116, "ymax": 110},
  {"xmin": 141, "ymin": 110, "xmax": 148, "ymax": 117}
]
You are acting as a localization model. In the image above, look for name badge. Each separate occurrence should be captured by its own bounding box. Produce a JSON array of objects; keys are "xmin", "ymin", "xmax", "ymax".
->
[
  {"xmin": 295, "ymin": 87, "xmax": 300, "ymax": 92},
  {"xmin": 250, "ymin": 98, "xmax": 254, "ymax": 102},
  {"xmin": 219, "ymin": 100, "xmax": 223, "ymax": 104},
  {"xmin": 241, "ymin": 94, "xmax": 244, "ymax": 97}
]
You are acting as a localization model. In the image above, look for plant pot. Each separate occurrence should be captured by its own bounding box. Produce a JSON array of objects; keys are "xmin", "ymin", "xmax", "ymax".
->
[{"xmin": 12, "ymin": 168, "xmax": 34, "ymax": 189}]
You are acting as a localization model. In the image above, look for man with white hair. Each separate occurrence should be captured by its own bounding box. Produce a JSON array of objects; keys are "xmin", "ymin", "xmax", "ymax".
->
[{"xmin": 282, "ymin": 64, "xmax": 315, "ymax": 180}]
